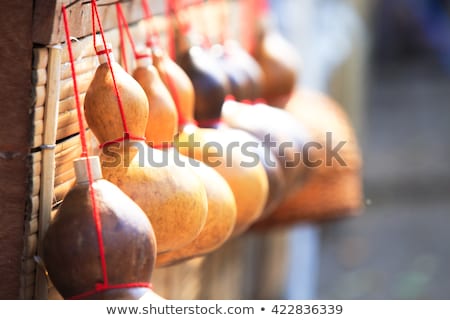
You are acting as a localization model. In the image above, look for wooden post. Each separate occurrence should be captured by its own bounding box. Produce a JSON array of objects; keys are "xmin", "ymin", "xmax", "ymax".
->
[
  {"xmin": 0, "ymin": 1, "xmax": 34, "ymax": 299},
  {"xmin": 35, "ymin": 45, "xmax": 62, "ymax": 300}
]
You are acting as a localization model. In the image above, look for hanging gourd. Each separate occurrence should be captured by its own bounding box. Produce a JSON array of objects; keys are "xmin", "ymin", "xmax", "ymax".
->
[
  {"xmin": 250, "ymin": 0, "xmax": 300, "ymax": 107},
  {"xmin": 170, "ymin": 15, "xmax": 270, "ymax": 235},
  {"xmin": 200, "ymin": 7, "xmax": 292, "ymax": 218},
  {"xmin": 44, "ymin": 7, "xmax": 162, "ymax": 300},
  {"xmin": 254, "ymin": 89, "xmax": 363, "ymax": 228},
  {"xmin": 209, "ymin": 1, "xmax": 265, "ymax": 102},
  {"xmin": 84, "ymin": 42, "xmax": 208, "ymax": 253},
  {"xmin": 132, "ymin": 48, "xmax": 237, "ymax": 267},
  {"xmin": 210, "ymin": 40, "xmax": 264, "ymax": 102},
  {"xmin": 221, "ymin": 98, "xmax": 312, "ymax": 197},
  {"xmin": 43, "ymin": 157, "xmax": 160, "ymax": 299}
]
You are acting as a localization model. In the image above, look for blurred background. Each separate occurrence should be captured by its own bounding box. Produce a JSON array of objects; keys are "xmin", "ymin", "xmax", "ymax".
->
[{"xmin": 269, "ymin": 0, "xmax": 450, "ymax": 299}]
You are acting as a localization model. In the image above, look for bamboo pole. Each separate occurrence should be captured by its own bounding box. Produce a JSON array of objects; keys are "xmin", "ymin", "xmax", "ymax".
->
[{"xmin": 35, "ymin": 45, "xmax": 62, "ymax": 300}]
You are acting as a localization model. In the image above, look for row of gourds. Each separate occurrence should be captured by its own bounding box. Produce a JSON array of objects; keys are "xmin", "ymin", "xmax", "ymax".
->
[{"xmin": 42, "ymin": 1, "xmax": 362, "ymax": 300}]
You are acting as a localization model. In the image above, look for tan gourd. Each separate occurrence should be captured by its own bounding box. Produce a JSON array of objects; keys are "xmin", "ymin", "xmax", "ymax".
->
[
  {"xmin": 221, "ymin": 99, "xmax": 311, "ymax": 194},
  {"xmin": 172, "ymin": 27, "xmax": 270, "ymax": 232},
  {"xmin": 132, "ymin": 50, "xmax": 237, "ymax": 266},
  {"xmin": 150, "ymin": 49, "xmax": 267, "ymax": 236},
  {"xmin": 131, "ymin": 52, "xmax": 178, "ymax": 148},
  {"xmin": 84, "ymin": 44, "xmax": 208, "ymax": 253},
  {"xmin": 254, "ymin": 89, "xmax": 363, "ymax": 228},
  {"xmin": 43, "ymin": 156, "xmax": 160, "ymax": 299}
]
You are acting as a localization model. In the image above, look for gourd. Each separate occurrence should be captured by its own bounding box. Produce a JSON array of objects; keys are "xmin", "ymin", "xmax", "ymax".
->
[
  {"xmin": 84, "ymin": 44, "xmax": 208, "ymax": 253},
  {"xmin": 132, "ymin": 49, "xmax": 237, "ymax": 266},
  {"xmin": 252, "ymin": 15, "xmax": 300, "ymax": 107},
  {"xmin": 221, "ymin": 99, "xmax": 311, "ymax": 195},
  {"xmin": 43, "ymin": 156, "xmax": 159, "ymax": 299},
  {"xmin": 254, "ymin": 89, "xmax": 363, "ymax": 228}
]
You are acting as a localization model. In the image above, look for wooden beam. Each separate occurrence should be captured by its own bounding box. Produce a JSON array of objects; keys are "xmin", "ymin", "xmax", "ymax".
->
[
  {"xmin": 32, "ymin": 0, "xmax": 165, "ymax": 45},
  {"xmin": 0, "ymin": 1, "xmax": 34, "ymax": 299}
]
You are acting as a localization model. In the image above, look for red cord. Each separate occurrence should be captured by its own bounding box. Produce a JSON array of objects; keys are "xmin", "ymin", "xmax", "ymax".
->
[
  {"xmin": 117, "ymin": 4, "xmax": 129, "ymax": 73},
  {"xmin": 62, "ymin": 4, "xmax": 108, "ymax": 287},
  {"xmin": 98, "ymin": 134, "xmax": 147, "ymax": 149},
  {"xmin": 259, "ymin": 0, "xmax": 270, "ymax": 16},
  {"xmin": 91, "ymin": 0, "xmax": 130, "ymax": 136},
  {"xmin": 116, "ymin": 3, "xmax": 147, "ymax": 60},
  {"xmin": 70, "ymin": 282, "xmax": 153, "ymax": 300},
  {"xmin": 166, "ymin": 0, "xmax": 176, "ymax": 59},
  {"xmin": 141, "ymin": 0, "xmax": 161, "ymax": 47},
  {"xmin": 62, "ymin": 4, "xmax": 154, "ymax": 299}
]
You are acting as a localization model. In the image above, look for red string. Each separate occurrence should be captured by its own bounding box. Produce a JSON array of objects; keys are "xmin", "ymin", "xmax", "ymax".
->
[
  {"xmin": 117, "ymin": 4, "xmax": 129, "ymax": 72},
  {"xmin": 143, "ymin": 0, "xmax": 195, "ymax": 129},
  {"xmin": 63, "ymin": 5, "xmax": 154, "ymax": 300},
  {"xmin": 258, "ymin": 0, "xmax": 270, "ymax": 16},
  {"xmin": 70, "ymin": 282, "xmax": 153, "ymax": 300},
  {"xmin": 91, "ymin": 0, "xmax": 130, "ymax": 136},
  {"xmin": 116, "ymin": 3, "xmax": 147, "ymax": 60},
  {"xmin": 166, "ymin": 0, "xmax": 177, "ymax": 59},
  {"xmin": 98, "ymin": 134, "xmax": 147, "ymax": 149},
  {"xmin": 62, "ymin": 4, "xmax": 108, "ymax": 288},
  {"xmin": 141, "ymin": 0, "xmax": 161, "ymax": 47}
]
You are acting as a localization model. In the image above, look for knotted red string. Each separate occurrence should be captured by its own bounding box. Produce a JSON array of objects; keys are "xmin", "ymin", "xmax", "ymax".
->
[
  {"xmin": 70, "ymin": 282, "xmax": 153, "ymax": 300},
  {"xmin": 62, "ymin": 3, "xmax": 108, "ymax": 289},
  {"xmin": 141, "ymin": 0, "xmax": 161, "ymax": 47},
  {"xmin": 166, "ymin": 0, "xmax": 178, "ymax": 59},
  {"xmin": 116, "ymin": 2, "xmax": 148, "ymax": 64},
  {"xmin": 98, "ymin": 133, "xmax": 147, "ymax": 149},
  {"xmin": 61, "ymin": 3, "xmax": 151, "ymax": 299},
  {"xmin": 117, "ymin": 5, "xmax": 129, "ymax": 72},
  {"xmin": 140, "ymin": 0, "xmax": 194, "ymax": 128},
  {"xmin": 91, "ymin": 0, "xmax": 130, "ymax": 137}
]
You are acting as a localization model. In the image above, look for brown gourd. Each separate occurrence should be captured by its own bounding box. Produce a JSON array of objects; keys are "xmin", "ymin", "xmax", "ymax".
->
[
  {"xmin": 84, "ymin": 44, "xmax": 208, "ymax": 253},
  {"xmin": 43, "ymin": 156, "xmax": 161, "ymax": 300},
  {"xmin": 252, "ymin": 22, "xmax": 300, "ymax": 107},
  {"xmin": 210, "ymin": 40, "xmax": 264, "ymax": 102},
  {"xmin": 171, "ymin": 27, "xmax": 268, "ymax": 232},
  {"xmin": 132, "ymin": 49, "xmax": 237, "ymax": 267},
  {"xmin": 254, "ymin": 89, "xmax": 363, "ymax": 228}
]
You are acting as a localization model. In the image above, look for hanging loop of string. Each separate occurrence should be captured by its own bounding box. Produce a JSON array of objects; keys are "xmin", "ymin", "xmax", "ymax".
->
[
  {"xmin": 91, "ymin": 0, "xmax": 146, "ymax": 147},
  {"xmin": 116, "ymin": 2, "xmax": 149, "ymax": 63},
  {"xmin": 62, "ymin": 3, "xmax": 151, "ymax": 299},
  {"xmin": 141, "ymin": 0, "xmax": 161, "ymax": 47},
  {"xmin": 166, "ymin": 0, "xmax": 178, "ymax": 60},
  {"xmin": 62, "ymin": 3, "xmax": 109, "ymax": 291}
]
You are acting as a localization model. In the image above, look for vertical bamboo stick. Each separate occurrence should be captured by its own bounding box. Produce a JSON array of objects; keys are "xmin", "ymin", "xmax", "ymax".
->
[{"xmin": 35, "ymin": 44, "xmax": 62, "ymax": 300}]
